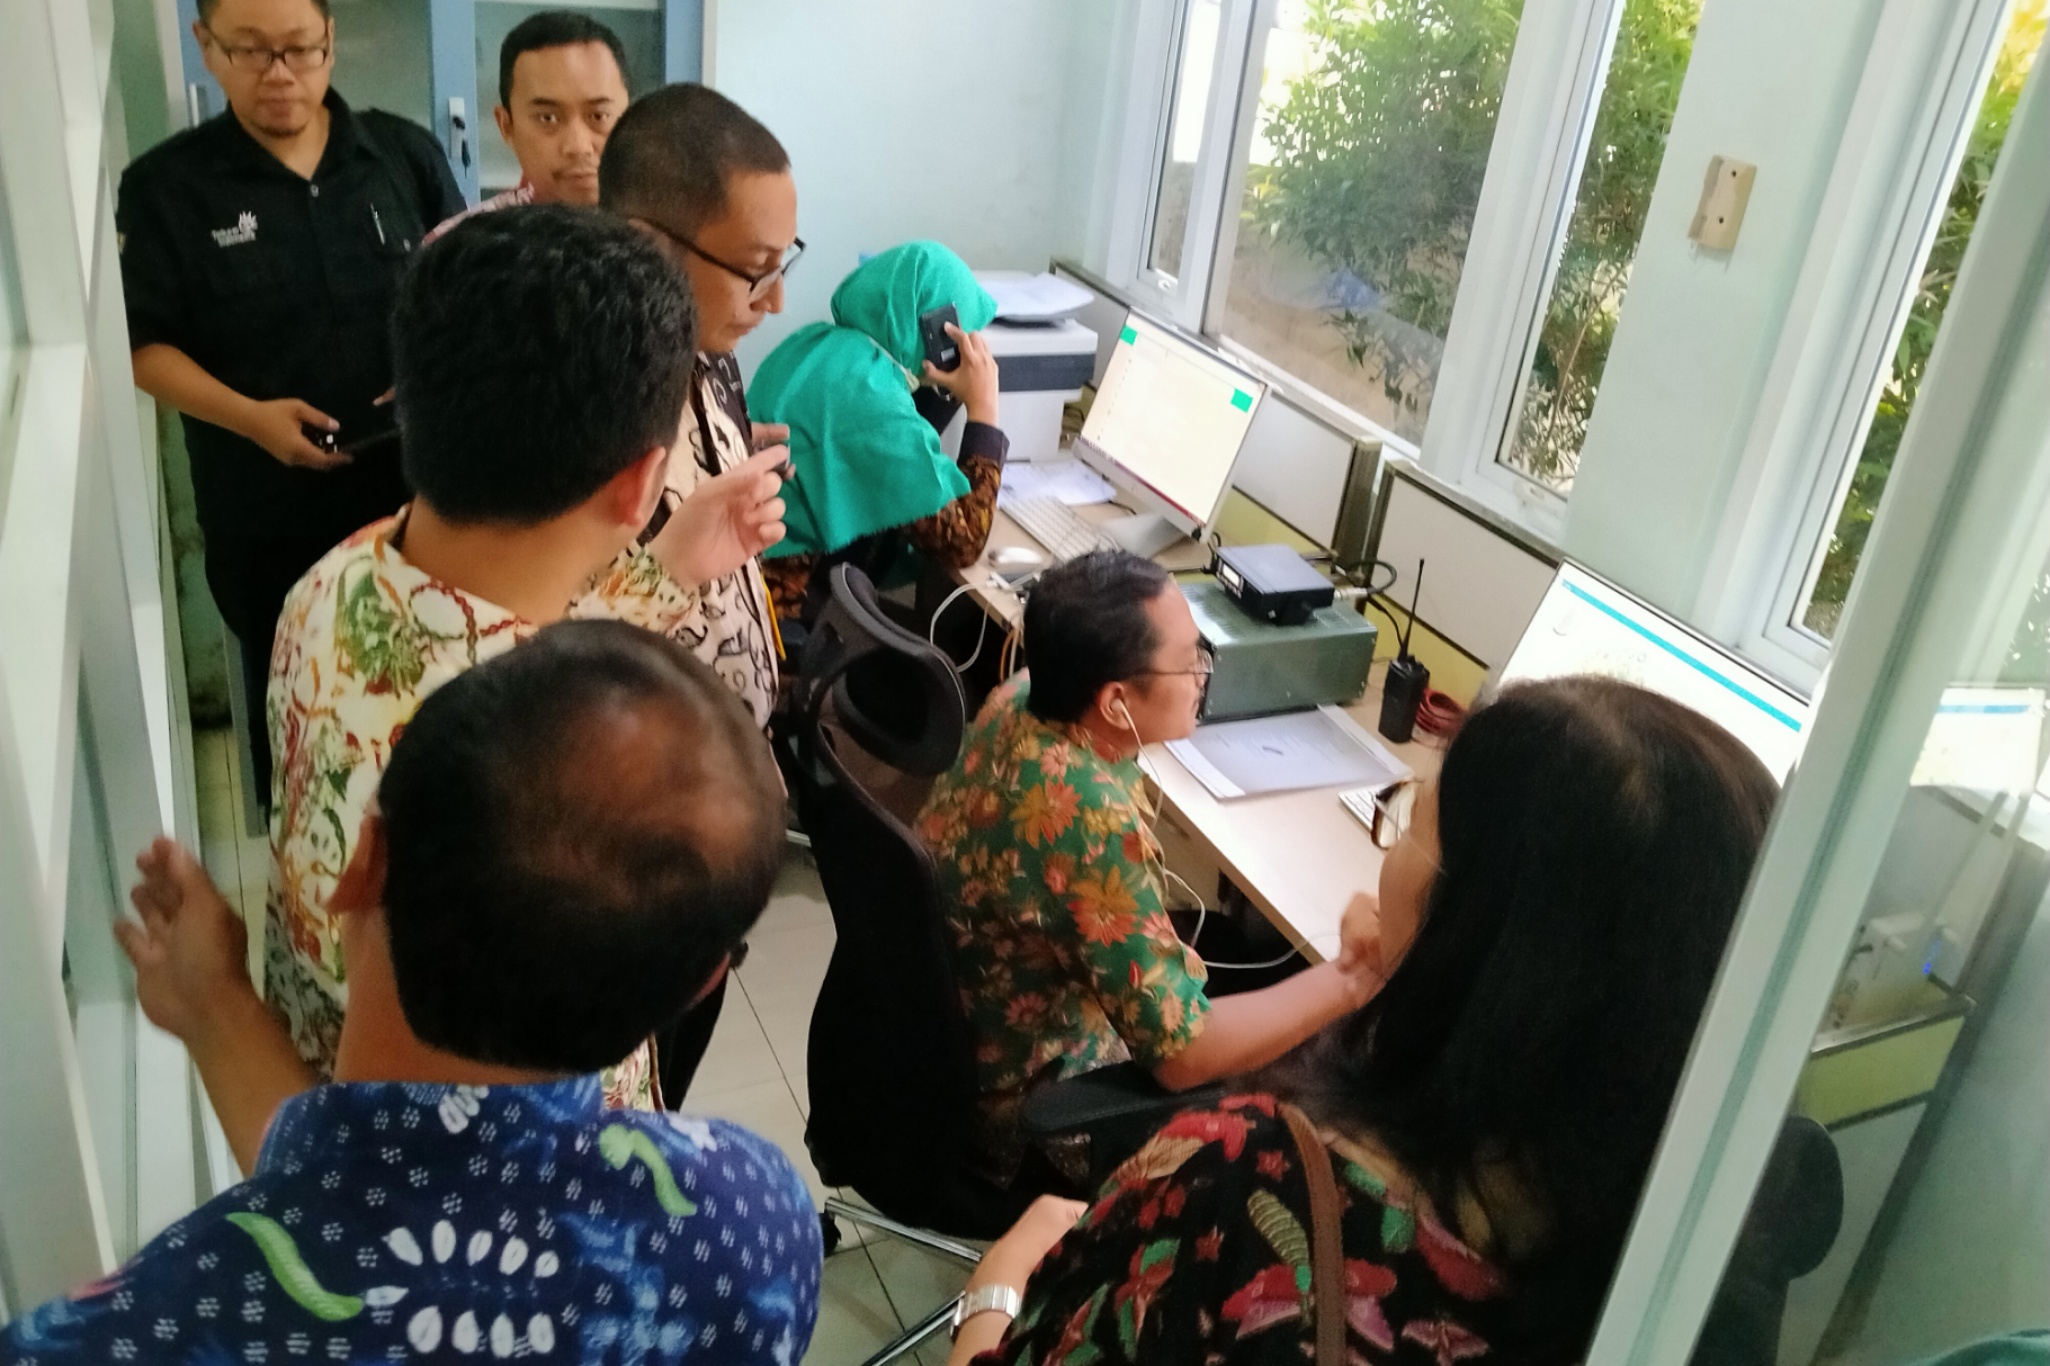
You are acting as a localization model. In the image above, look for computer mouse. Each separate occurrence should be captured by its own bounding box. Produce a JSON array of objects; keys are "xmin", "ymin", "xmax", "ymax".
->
[{"xmin": 992, "ymin": 546, "xmax": 1048, "ymax": 571}]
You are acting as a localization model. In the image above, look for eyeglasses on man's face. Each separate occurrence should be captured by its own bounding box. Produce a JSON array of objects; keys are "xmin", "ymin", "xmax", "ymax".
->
[
  {"xmin": 639, "ymin": 218, "xmax": 805, "ymax": 303},
  {"xmin": 1132, "ymin": 649, "xmax": 1216, "ymax": 709},
  {"xmin": 203, "ymin": 26, "xmax": 331, "ymax": 74}
]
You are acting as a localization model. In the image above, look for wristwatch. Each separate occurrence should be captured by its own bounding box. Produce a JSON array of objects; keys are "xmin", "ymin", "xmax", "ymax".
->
[{"xmin": 950, "ymin": 1283, "xmax": 1024, "ymax": 1340}]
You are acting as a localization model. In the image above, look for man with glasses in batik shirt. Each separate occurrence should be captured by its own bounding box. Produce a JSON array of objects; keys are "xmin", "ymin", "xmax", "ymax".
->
[
  {"xmin": 600, "ymin": 84, "xmax": 807, "ymax": 730},
  {"xmin": 914, "ymin": 552, "xmax": 1385, "ymax": 1189},
  {"xmin": 118, "ymin": 0, "xmax": 464, "ymax": 809}
]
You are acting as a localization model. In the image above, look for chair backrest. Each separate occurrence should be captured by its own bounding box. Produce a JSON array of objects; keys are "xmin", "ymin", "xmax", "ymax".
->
[
  {"xmin": 795, "ymin": 727, "xmax": 988, "ymax": 1229},
  {"xmin": 1690, "ymin": 1116, "xmax": 1844, "ymax": 1366},
  {"xmin": 790, "ymin": 565, "xmax": 966, "ymax": 778},
  {"xmin": 787, "ymin": 567, "xmax": 1002, "ymax": 1231}
]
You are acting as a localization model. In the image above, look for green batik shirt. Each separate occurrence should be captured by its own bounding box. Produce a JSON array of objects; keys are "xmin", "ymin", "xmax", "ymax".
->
[{"xmin": 916, "ymin": 675, "xmax": 1211, "ymax": 1183}]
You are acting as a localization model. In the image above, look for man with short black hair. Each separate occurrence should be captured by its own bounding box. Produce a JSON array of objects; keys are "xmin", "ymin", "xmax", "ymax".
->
[
  {"xmin": 1, "ymin": 621, "xmax": 821, "ymax": 1365},
  {"xmin": 119, "ymin": 0, "xmax": 466, "ymax": 806},
  {"xmin": 918, "ymin": 551, "xmax": 1383, "ymax": 1185},
  {"xmin": 424, "ymin": 10, "xmax": 631, "ymax": 242},
  {"xmin": 240, "ymin": 205, "xmax": 785, "ymax": 1149},
  {"xmin": 600, "ymin": 84, "xmax": 803, "ymax": 727}
]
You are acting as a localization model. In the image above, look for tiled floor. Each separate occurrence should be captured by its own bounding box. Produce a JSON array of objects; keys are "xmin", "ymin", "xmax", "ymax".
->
[{"xmin": 192, "ymin": 728, "xmax": 973, "ymax": 1365}]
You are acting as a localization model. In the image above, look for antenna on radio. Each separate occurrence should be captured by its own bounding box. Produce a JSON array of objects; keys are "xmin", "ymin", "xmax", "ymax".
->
[{"xmin": 1398, "ymin": 558, "xmax": 1424, "ymax": 660}]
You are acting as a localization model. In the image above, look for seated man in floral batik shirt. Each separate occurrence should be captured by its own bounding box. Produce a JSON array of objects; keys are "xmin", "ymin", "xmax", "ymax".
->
[{"xmin": 915, "ymin": 551, "xmax": 1383, "ymax": 1186}]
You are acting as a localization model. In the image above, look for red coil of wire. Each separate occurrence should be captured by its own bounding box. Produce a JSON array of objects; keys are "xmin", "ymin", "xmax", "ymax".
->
[{"xmin": 1415, "ymin": 688, "xmax": 1466, "ymax": 739}]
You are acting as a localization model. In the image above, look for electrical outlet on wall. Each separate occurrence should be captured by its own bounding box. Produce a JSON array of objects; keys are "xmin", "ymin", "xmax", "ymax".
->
[{"xmin": 1689, "ymin": 155, "xmax": 1756, "ymax": 252}]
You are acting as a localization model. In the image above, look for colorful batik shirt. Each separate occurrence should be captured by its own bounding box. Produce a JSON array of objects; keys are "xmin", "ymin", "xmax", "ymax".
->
[
  {"xmin": 421, "ymin": 180, "xmax": 536, "ymax": 246},
  {"xmin": 915, "ymin": 675, "xmax": 1211, "ymax": 1183},
  {"xmin": 598, "ymin": 354, "xmax": 780, "ymax": 729},
  {"xmin": 263, "ymin": 512, "xmax": 694, "ymax": 1108},
  {"xmin": 0, "ymin": 1076, "xmax": 822, "ymax": 1366},
  {"xmin": 977, "ymin": 1094, "xmax": 1510, "ymax": 1366}
]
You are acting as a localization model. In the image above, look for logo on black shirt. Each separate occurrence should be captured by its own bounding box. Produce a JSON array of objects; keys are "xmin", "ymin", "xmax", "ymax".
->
[{"xmin": 212, "ymin": 212, "xmax": 258, "ymax": 248}]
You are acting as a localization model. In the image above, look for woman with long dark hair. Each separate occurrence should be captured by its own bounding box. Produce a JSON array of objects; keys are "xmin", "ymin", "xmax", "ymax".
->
[{"xmin": 945, "ymin": 675, "xmax": 1781, "ymax": 1365}]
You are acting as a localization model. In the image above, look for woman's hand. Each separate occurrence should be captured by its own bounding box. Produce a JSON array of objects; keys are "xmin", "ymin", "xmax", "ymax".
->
[
  {"xmin": 647, "ymin": 447, "xmax": 787, "ymax": 589},
  {"xmin": 1334, "ymin": 891, "xmax": 1388, "ymax": 1007},
  {"xmin": 922, "ymin": 324, "xmax": 999, "ymax": 427},
  {"xmin": 947, "ymin": 1196, "xmax": 1088, "ymax": 1365},
  {"xmin": 969, "ymin": 1195, "xmax": 1087, "ymax": 1296}
]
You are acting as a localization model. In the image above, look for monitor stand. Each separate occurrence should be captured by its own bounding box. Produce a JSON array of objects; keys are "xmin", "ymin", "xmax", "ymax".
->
[{"xmin": 1100, "ymin": 512, "xmax": 1189, "ymax": 560}]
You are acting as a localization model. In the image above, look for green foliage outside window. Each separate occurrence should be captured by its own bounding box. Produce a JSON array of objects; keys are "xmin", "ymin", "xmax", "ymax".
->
[{"xmin": 1242, "ymin": 0, "xmax": 1700, "ymax": 486}]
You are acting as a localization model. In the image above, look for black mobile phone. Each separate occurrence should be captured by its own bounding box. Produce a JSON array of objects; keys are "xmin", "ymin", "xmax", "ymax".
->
[
  {"xmin": 301, "ymin": 422, "xmax": 339, "ymax": 454},
  {"xmin": 340, "ymin": 426, "xmax": 401, "ymax": 458},
  {"xmin": 920, "ymin": 304, "xmax": 961, "ymax": 372}
]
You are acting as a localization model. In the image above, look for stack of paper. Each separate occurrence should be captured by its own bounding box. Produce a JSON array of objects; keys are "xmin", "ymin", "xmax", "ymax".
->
[
  {"xmin": 997, "ymin": 458, "xmax": 1116, "ymax": 508},
  {"xmin": 975, "ymin": 270, "xmax": 1097, "ymax": 322},
  {"xmin": 1165, "ymin": 706, "xmax": 1410, "ymax": 800}
]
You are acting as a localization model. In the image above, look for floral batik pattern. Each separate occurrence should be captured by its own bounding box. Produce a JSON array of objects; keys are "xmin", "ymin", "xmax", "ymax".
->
[
  {"xmin": 977, "ymin": 1094, "xmax": 1508, "ymax": 1366},
  {"xmin": 0, "ymin": 1077, "xmax": 822, "ymax": 1366},
  {"xmin": 263, "ymin": 513, "xmax": 692, "ymax": 1109},
  {"xmin": 916, "ymin": 676, "xmax": 1211, "ymax": 1183}
]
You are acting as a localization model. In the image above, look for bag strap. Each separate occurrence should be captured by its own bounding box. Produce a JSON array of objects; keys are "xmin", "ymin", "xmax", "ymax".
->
[{"xmin": 1281, "ymin": 1104, "xmax": 1347, "ymax": 1366}]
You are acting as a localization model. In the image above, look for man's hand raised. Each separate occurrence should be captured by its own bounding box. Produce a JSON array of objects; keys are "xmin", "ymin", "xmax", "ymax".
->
[
  {"xmin": 116, "ymin": 838, "xmax": 256, "ymax": 1045},
  {"xmin": 648, "ymin": 447, "xmax": 788, "ymax": 590}
]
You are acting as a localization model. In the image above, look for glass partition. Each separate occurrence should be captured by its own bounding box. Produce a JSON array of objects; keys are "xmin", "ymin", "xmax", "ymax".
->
[{"xmin": 1586, "ymin": 41, "xmax": 2050, "ymax": 1364}]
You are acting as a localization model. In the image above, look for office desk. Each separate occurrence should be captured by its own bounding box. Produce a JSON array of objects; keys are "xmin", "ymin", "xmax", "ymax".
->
[{"xmin": 956, "ymin": 506, "xmax": 1445, "ymax": 962}]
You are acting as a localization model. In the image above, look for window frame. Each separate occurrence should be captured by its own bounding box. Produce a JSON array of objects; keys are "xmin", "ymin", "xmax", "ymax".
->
[
  {"xmin": 1133, "ymin": 0, "xmax": 1264, "ymax": 329},
  {"xmin": 1690, "ymin": 0, "xmax": 2024, "ymax": 694},
  {"xmin": 1756, "ymin": 0, "xmax": 2027, "ymax": 673},
  {"xmin": 1105, "ymin": 0, "xmax": 1644, "ymax": 542}
]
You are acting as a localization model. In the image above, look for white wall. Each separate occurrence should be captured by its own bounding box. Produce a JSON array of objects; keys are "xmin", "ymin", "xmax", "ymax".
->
[
  {"xmin": 710, "ymin": 0, "xmax": 1127, "ymax": 374},
  {"xmin": 1561, "ymin": 0, "xmax": 1883, "ymax": 617},
  {"xmin": 330, "ymin": 0, "xmax": 432, "ymax": 127}
]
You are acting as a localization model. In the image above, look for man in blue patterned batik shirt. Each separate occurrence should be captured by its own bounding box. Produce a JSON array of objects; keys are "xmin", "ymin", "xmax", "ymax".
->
[{"xmin": 0, "ymin": 621, "xmax": 821, "ymax": 1365}]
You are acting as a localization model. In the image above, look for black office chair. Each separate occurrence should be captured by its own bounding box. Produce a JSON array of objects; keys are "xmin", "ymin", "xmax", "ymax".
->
[
  {"xmin": 784, "ymin": 566, "xmax": 1197, "ymax": 1362},
  {"xmin": 1689, "ymin": 1116, "xmax": 1844, "ymax": 1366}
]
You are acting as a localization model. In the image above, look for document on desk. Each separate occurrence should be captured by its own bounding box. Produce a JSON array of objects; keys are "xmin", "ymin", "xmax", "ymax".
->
[
  {"xmin": 996, "ymin": 457, "xmax": 1116, "ymax": 508},
  {"xmin": 1165, "ymin": 705, "xmax": 1411, "ymax": 800}
]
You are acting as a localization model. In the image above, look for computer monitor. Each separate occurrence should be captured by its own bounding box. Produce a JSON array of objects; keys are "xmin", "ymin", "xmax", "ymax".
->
[
  {"xmin": 1498, "ymin": 562, "xmax": 1812, "ymax": 780},
  {"xmin": 1074, "ymin": 314, "xmax": 1267, "ymax": 557}
]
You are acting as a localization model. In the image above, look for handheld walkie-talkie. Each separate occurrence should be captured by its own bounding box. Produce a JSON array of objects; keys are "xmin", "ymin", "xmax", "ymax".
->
[{"xmin": 1378, "ymin": 558, "xmax": 1431, "ymax": 744}]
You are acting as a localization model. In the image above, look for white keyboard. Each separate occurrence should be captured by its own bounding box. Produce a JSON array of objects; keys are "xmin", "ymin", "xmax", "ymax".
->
[{"xmin": 1006, "ymin": 496, "xmax": 1118, "ymax": 562}]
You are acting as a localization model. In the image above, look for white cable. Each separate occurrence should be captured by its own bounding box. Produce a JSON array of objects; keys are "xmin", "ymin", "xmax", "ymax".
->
[
  {"xmin": 928, "ymin": 581, "xmax": 979, "ymax": 645},
  {"xmin": 1117, "ymin": 705, "xmax": 1302, "ymax": 973},
  {"xmin": 928, "ymin": 580, "xmax": 990, "ymax": 671},
  {"xmin": 1202, "ymin": 945, "xmax": 1306, "ymax": 971}
]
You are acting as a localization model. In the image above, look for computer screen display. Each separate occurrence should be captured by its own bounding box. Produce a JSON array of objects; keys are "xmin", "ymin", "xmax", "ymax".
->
[
  {"xmin": 1078, "ymin": 314, "xmax": 1266, "ymax": 528},
  {"xmin": 1499, "ymin": 563, "xmax": 1811, "ymax": 779}
]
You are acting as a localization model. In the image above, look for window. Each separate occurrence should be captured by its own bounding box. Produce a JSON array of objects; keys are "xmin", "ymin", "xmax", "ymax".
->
[
  {"xmin": 1498, "ymin": 0, "xmax": 1701, "ymax": 493},
  {"xmin": 1148, "ymin": 0, "xmax": 1224, "ymax": 281},
  {"xmin": 1219, "ymin": 0, "xmax": 1526, "ymax": 448},
  {"xmin": 1794, "ymin": 1, "xmax": 2047, "ymax": 639}
]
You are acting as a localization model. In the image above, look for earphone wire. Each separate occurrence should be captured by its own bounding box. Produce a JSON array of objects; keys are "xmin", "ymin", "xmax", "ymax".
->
[{"xmin": 1115, "ymin": 699, "xmax": 1299, "ymax": 972}]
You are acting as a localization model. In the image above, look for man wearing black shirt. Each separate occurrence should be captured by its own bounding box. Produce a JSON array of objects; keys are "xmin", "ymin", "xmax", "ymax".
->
[{"xmin": 118, "ymin": 0, "xmax": 463, "ymax": 806}]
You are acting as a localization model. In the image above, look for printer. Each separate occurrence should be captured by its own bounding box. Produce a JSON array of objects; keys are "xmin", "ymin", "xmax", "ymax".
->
[{"xmin": 940, "ymin": 271, "xmax": 1098, "ymax": 465}]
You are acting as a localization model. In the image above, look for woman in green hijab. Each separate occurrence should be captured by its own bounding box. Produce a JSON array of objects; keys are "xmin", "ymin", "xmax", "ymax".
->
[{"xmin": 751, "ymin": 240, "xmax": 1009, "ymax": 629}]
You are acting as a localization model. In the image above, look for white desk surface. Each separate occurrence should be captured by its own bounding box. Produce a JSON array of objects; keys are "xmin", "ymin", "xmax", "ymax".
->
[{"xmin": 956, "ymin": 506, "xmax": 1447, "ymax": 962}]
